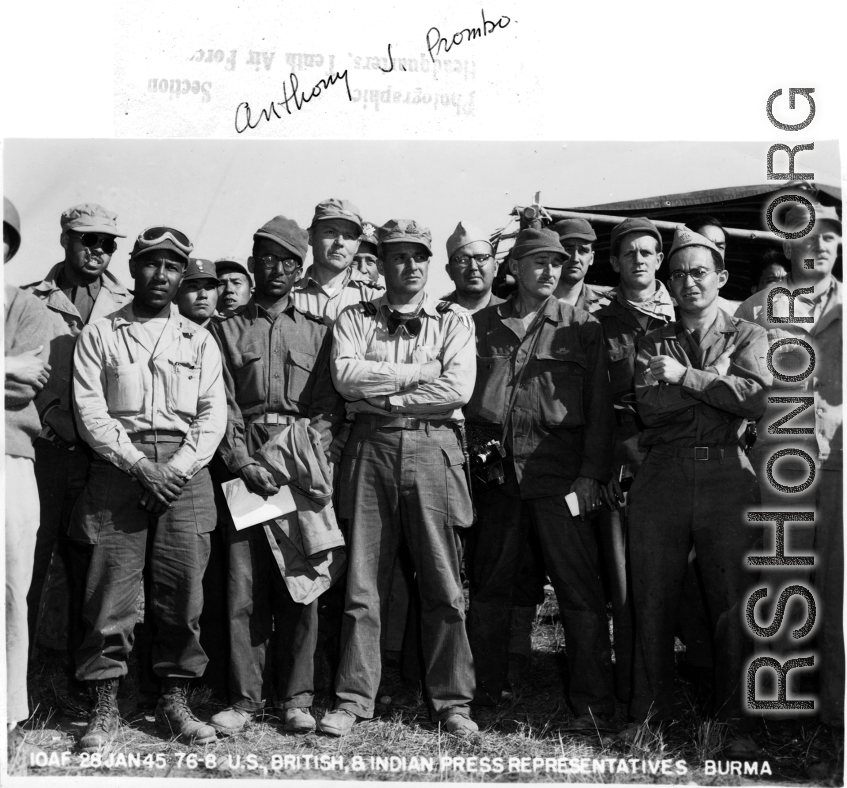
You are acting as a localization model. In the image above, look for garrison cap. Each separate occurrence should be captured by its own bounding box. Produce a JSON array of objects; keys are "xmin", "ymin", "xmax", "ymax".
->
[
  {"xmin": 60, "ymin": 203, "xmax": 127, "ymax": 237},
  {"xmin": 357, "ymin": 222, "xmax": 379, "ymax": 255},
  {"xmin": 511, "ymin": 227, "xmax": 565, "ymax": 260},
  {"xmin": 446, "ymin": 221, "xmax": 492, "ymax": 259},
  {"xmin": 377, "ymin": 219, "xmax": 432, "ymax": 254},
  {"xmin": 549, "ymin": 217, "xmax": 597, "ymax": 243},
  {"xmin": 4, "ymin": 197, "xmax": 21, "ymax": 260},
  {"xmin": 182, "ymin": 258, "xmax": 219, "ymax": 284},
  {"xmin": 610, "ymin": 217, "xmax": 663, "ymax": 257},
  {"xmin": 667, "ymin": 226, "xmax": 723, "ymax": 262},
  {"xmin": 311, "ymin": 198, "xmax": 363, "ymax": 231},
  {"xmin": 254, "ymin": 215, "xmax": 309, "ymax": 262},
  {"xmin": 214, "ymin": 255, "xmax": 252, "ymax": 282},
  {"xmin": 783, "ymin": 201, "xmax": 842, "ymax": 235}
]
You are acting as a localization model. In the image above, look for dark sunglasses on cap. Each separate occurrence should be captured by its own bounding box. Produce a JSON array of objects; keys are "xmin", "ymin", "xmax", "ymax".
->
[
  {"xmin": 70, "ymin": 232, "xmax": 117, "ymax": 254},
  {"xmin": 136, "ymin": 226, "xmax": 194, "ymax": 255}
]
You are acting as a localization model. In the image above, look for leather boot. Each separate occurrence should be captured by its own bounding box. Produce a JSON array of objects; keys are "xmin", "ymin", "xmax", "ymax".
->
[
  {"xmin": 79, "ymin": 678, "xmax": 120, "ymax": 752},
  {"xmin": 155, "ymin": 679, "xmax": 217, "ymax": 745}
]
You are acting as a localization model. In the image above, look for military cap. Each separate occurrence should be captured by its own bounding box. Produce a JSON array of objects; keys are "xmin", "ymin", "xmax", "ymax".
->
[
  {"xmin": 783, "ymin": 201, "xmax": 842, "ymax": 234},
  {"xmin": 511, "ymin": 227, "xmax": 565, "ymax": 260},
  {"xmin": 254, "ymin": 215, "xmax": 309, "ymax": 261},
  {"xmin": 182, "ymin": 257, "xmax": 219, "ymax": 283},
  {"xmin": 4, "ymin": 196, "xmax": 21, "ymax": 260},
  {"xmin": 311, "ymin": 198, "xmax": 363, "ymax": 231},
  {"xmin": 60, "ymin": 203, "xmax": 127, "ymax": 237},
  {"xmin": 667, "ymin": 226, "xmax": 723, "ymax": 262},
  {"xmin": 358, "ymin": 222, "xmax": 379, "ymax": 255},
  {"xmin": 549, "ymin": 217, "xmax": 597, "ymax": 243},
  {"xmin": 214, "ymin": 255, "xmax": 252, "ymax": 282},
  {"xmin": 446, "ymin": 221, "xmax": 492, "ymax": 259},
  {"xmin": 610, "ymin": 217, "xmax": 663, "ymax": 257},
  {"xmin": 377, "ymin": 219, "xmax": 432, "ymax": 253}
]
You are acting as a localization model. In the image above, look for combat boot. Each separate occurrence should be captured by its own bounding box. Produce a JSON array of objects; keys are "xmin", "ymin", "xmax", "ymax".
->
[
  {"xmin": 155, "ymin": 679, "xmax": 217, "ymax": 745},
  {"xmin": 79, "ymin": 678, "xmax": 120, "ymax": 752}
]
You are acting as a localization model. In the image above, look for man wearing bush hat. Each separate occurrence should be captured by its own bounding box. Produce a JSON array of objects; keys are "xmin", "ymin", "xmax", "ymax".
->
[
  {"xmin": 321, "ymin": 218, "xmax": 478, "ymax": 738},
  {"xmin": 464, "ymin": 226, "xmax": 616, "ymax": 730},
  {"xmin": 736, "ymin": 201, "xmax": 843, "ymax": 727},
  {"xmin": 551, "ymin": 217, "xmax": 611, "ymax": 312},
  {"xmin": 71, "ymin": 225, "xmax": 226, "ymax": 750},
  {"xmin": 625, "ymin": 226, "xmax": 771, "ymax": 740},
  {"xmin": 293, "ymin": 198, "xmax": 382, "ymax": 326},
  {"xmin": 443, "ymin": 221, "xmax": 503, "ymax": 313},
  {"xmin": 24, "ymin": 203, "xmax": 132, "ymax": 686},
  {"xmin": 210, "ymin": 214, "xmax": 344, "ymax": 737}
]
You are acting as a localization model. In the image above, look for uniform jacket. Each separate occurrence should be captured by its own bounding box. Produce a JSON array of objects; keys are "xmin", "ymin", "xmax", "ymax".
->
[
  {"xmin": 635, "ymin": 309, "xmax": 772, "ymax": 448},
  {"xmin": 211, "ymin": 298, "xmax": 343, "ymax": 473},
  {"xmin": 574, "ymin": 282, "xmax": 613, "ymax": 313},
  {"xmin": 25, "ymin": 263, "xmax": 131, "ymax": 423},
  {"xmin": 331, "ymin": 292, "xmax": 475, "ymax": 421},
  {"xmin": 736, "ymin": 276, "xmax": 842, "ymax": 470},
  {"xmin": 292, "ymin": 264, "xmax": 383, "ymax": 326},
  {"xmin": 73, "ymin": 302, "xmax": 226, "ymax": 477},
  {"xmin": 466, "ymin": 294, "xmax": 614, "ymax": 498}
]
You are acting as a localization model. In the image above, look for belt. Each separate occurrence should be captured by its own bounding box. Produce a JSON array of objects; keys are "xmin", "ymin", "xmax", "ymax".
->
[
  {"xmin": 356, "ymin": 414, "xmax": 457, "ymax": 431},
  {"xmin": 650, "ymin": 444, "xmax": 744, "ymax": 461},
  {"xmin": 129, "ymin": 429, "xmax": 185, "ymax": 444},
  {"xmin": 249, "ymin": 413, "xmax": 297, "ymax": 426}
]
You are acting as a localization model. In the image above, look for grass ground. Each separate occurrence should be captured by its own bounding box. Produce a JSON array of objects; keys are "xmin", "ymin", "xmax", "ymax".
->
[{"xmin": 10, "ymin": 589, "xmax": 844, "ymax": 783}]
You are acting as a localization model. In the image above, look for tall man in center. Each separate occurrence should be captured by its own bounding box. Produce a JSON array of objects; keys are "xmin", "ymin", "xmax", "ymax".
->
[
  {"xmin": 320, "ymin": 219, "xmax": 478, "ymax": 737},
  {"xmin": 465, "ymin": 226, "xmax": 616, "ymax": 729}
]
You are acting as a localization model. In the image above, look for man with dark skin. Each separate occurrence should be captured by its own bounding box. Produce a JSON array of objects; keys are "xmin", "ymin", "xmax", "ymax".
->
[
  {"xmin": 210, "ymin": 216, "xmax": 342, "ymax": 736},
  {"xmin": 72, "ymin": 226, "xmax": 226, "ymax": 751}
]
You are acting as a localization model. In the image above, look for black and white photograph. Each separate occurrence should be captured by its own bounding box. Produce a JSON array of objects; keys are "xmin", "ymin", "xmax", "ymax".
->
[{"xmin": 2, "ymin": 138, "xmax": 842, "ymax": 784}]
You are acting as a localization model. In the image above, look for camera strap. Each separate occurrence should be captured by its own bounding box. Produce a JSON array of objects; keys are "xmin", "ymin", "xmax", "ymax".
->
[{"xmin": 500, "ymin": 307, "xmax": 546, "ymax": 446}]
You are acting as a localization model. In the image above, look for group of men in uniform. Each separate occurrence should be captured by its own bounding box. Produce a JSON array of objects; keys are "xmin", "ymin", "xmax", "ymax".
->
[{"xmin": 3, "ymin": 192, "xmax": 842, "ymax": 757}]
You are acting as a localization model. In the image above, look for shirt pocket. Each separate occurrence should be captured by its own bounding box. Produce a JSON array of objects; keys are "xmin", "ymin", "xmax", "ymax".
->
[
  {"xmin": 233, "ymin": 349, "xmax": 267, "ymax": 408},
  {"xmin": 287, "ymin": 349, "xmax": 316, "ymax": 406},
  {"xmin": 465, "ymin": 355, "xmax": 510, "ymax": 424},
  {"xmin": 534, "ymin": 349, "xmax": 588, "ymax": 428},
  {"xmin": 167, "ymin": 359, "xmax": 201, "ymax": 418},
  {"xmin": 105, "ymin": 361, "xmax": 143, "ymax": 415},
  {"xmin": 606, "ymin": 341, "xmax": 636, "ymax": 402}
]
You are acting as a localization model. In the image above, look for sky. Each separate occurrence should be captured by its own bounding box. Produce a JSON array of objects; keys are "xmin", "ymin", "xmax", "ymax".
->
[{"xmin": 4, "ymin": 139, "xmax": 841, "ymax": 295}]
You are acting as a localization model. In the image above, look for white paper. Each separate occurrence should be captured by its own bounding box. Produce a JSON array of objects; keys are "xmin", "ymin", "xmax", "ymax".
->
[
  {"xmin": 564, "ymin": 491, "xmax": 580, "ymax": 518},
  {"xmin": 221, "ymin": 477, "xmax": 297, "ymax": 530}
]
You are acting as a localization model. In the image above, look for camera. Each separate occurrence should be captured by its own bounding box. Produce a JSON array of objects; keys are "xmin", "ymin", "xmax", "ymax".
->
[{"xmin": 470, "ymin": 439, "xmax": 507, "ymax": 490}]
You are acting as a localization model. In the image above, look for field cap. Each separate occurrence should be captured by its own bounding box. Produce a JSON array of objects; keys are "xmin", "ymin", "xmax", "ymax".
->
[
  {"xmin": 610, "ymin": 217, "xmax": 662, "ymax": 257},
  {"xmin": 549, "ymin": 217, "xmax": 597, "ymax": 243},
  {"xmin": 357, "ymin": 222, "xmax": 379, "ymax": 255},
  {"xmin": 667, "ymin": 226, "xmax": 722, "ymax": 262},
  {"xmin": 254, "ymin": 215, "xmax": 309, "ymax": 261},
  {"xmin": 511, "ymin": 227, "xmax": 565, "ymax": 260},
  {"xmin": 4, "ymin": 197, "xmax": 21, "ymax": 260},
  {"xmin": 60, "ymin": 203, "xmax": 127, "ymax": 237},
  {"xmin": 311, "ymin": 198, "xmax": 363, "ymax": 231},
  {"xmin": 130, "ymin": 226, "xmax": 193, "ymax": 261},
  {"xmin": 215, "ymin": 255, "xmax": 252, "ymax": 281},
  {"xmin": 182, "ymin": 258, "xmax": 219, "ymax": 284},
  {"xmin": 446, "ymin": 221, "xmax": 492, "ymax": 259},
  {"xmin": 378, "ymin": 219, "xmax": 432, "ymax": 254},
  {"xmin": 783, "ymin": 201, "xmax": 842, "ymax": 235}
]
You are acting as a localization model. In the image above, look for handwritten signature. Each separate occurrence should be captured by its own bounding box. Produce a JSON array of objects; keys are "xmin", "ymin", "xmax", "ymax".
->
[
  {"xmin": 234, "ymin": 70, "xmax": 351, "ymax": 133},
  {"xmin": 426, "ymin": 8, "xmax": 511, "ymax": 62}
]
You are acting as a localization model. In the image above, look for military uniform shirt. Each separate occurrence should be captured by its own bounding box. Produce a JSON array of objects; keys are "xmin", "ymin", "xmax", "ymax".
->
[{"xmin": 293, "ymin": 265, "xmax": 383, "ymax": 326}]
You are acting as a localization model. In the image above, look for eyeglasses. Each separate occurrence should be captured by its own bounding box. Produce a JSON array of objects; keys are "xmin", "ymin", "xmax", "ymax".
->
[
  {"xmin": 70, "ymin": 232, "xmax": 117, "ymax": 254},
  {"xmin": 256, "ymin": 255, "xmax": 301, "ymax": 274},
  {"xmin": 452, "ymin": 253, "xmax": 493, "ymax": 268},
  {"xmin": 668, "ymin": 268, "xmax": 717, "ymax": 284},
  {"xmin": 136, "ymin": 226, "xmax": 194, "ymax": 255}
]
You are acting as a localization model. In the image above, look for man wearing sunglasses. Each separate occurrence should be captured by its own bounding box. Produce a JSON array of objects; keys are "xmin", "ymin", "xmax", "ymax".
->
[
  {"xmin": 23, "ymin": 204, "xmax": 131, "ymax": 688},
  {"xmin": 293, "ymin": 198, "xmax": 383, "ymax": 327},
  {"xmin": 624, "ymin": 227, "xmax": 771, "ymax": 745},
  {"xmin": 321, "ymin": 219, "xmax": 478, "ymax": 738},
  {"xmin": 210, "ymin": 215, "xmax": 344, "ymax": 737},
  {"xmin": 71, "ymin": 225, "xmax": 226, "ymax": 750}
]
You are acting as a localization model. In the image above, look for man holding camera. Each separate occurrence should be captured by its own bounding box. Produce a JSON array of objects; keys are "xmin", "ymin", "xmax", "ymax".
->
[{"xmin": 465, "ymin": 226, "xmax": 616, "ymax": 729}]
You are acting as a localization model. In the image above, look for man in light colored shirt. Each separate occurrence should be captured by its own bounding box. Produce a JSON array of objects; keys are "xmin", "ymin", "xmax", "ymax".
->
[
  {"xmin": 319, "ymin": 219, "xmax": 478, "ymax": 738},
  {"xmin": 293, "ymin": 198, "xmax": 383, "ymax": 326},
  {"xmin": 71, "ymin": 226, "xmax": 226, "ymax": 751}
]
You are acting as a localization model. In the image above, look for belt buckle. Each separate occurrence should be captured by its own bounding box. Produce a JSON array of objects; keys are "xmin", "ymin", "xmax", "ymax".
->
[
  {"xmin": 404, "ymin": 417, "xmax": 420, "ymax": 429},
  {"xmin": 694, "ymin": 446, "xmax": 709, "ymax": 461}
]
